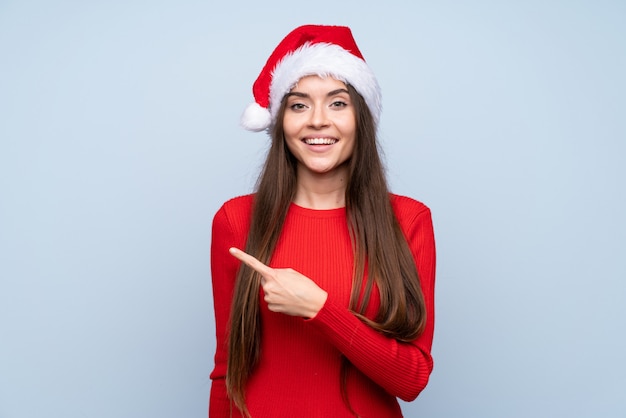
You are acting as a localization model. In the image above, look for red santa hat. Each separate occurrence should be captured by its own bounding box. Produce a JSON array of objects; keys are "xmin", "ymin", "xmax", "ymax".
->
[{"xmin": 240, "ymin": 25, "xmax": 382, "ymax": 132}]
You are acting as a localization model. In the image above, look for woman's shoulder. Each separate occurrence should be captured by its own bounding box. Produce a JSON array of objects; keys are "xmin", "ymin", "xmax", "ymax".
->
[
  {"xmin": 389, "ymin": 193, "xmax": 431, "ymax": 216},
  {"xmin": 219, "ymin": 193, "xmax": 255, "ymax": 212},
  {"xmin": 389, "ymin": 193, "xmax": 434, "ymax": 237},
  {"xmin": 213, "ymin": 194, "xmax": 255, "ymax": 225}
]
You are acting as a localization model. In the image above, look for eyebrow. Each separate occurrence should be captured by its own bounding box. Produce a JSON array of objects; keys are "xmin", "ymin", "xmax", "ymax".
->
[{"xmin": 285, "ymin": 88, "xmax": 350, "ymax": 99}]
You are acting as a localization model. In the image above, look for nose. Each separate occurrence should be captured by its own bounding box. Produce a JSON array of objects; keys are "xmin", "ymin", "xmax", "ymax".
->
[{"xmin": 308, "ymin": 105, "xmax": 329, "ymax": 129}]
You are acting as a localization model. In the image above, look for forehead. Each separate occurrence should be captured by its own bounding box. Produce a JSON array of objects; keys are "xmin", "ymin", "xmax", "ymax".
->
[{"xmin": 290, "ymin": 75, "xmax": 348, "ymax": 92}]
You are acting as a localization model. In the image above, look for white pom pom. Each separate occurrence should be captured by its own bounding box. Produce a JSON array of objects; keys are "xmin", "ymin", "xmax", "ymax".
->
[{"xmin": 240, "ymin": 102, "xmax": 272, "ymax": 132}]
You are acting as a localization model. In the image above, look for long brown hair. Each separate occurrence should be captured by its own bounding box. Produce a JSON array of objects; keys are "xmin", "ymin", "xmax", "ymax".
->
[{"xmin": 226, "ymin": 84, "xmax": 426, "ymax": 416}]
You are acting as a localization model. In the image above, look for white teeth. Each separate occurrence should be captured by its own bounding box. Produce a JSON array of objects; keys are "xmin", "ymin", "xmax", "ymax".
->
[{"xmin": 304, "ymin": 138, "xmax": 337, "ymax": 145}]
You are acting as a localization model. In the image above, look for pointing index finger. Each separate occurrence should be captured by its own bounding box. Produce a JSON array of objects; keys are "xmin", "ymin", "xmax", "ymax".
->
[{"xmin": 229, "ymin": 247, "xmax": 273, "ymax": 275}]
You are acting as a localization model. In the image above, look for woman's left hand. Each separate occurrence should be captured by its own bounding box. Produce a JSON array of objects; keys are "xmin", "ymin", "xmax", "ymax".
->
[{"xmin": 229, "ymin": 247, "xmax": 328, "ymax": 318}]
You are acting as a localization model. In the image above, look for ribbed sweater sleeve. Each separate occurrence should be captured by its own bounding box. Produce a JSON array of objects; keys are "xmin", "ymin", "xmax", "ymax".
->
[
  {"xmin": 209, "ymin": 196, "xmax": 252, "ymax": 418},
  {"xmin": 306, "ymin": 197, "xmax": 436, "ymax": 401}
]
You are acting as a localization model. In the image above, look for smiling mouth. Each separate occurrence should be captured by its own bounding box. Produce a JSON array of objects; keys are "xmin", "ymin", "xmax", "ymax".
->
[{"xmin": 303, "ymin": 138, "xmax": 338, "ymax": 145}]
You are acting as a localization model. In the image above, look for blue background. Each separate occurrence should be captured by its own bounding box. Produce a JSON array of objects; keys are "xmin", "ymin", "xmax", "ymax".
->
[{"xmin": 1, "ymin": 1, "xmax": 624, "ymax": 417}]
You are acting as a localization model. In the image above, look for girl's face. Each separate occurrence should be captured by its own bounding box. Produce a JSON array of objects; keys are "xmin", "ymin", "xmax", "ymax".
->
[{"xmin": 282, "ymin": 75, "xmax": 356, "ymax": 178}]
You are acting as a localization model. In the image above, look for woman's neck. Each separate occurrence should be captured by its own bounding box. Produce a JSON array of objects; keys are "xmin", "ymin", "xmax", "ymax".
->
[{"xmin": 292, "ymin": 166, "xmax": 348, "ymax": 210}]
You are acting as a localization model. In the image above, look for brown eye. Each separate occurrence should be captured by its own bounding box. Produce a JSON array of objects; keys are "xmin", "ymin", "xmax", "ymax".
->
[{"xmin": 289, "ymin": 103, "xmax": 306, "ymax": 111}]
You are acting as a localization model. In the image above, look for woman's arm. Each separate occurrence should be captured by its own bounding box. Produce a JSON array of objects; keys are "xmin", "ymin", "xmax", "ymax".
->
[
  {"xmin": 306, "ymin": 204, "xmax": 436, "ymax": 401},
  {"xmin": 209, "ymin": 198, "xmax": 252, "ymax": 417}
]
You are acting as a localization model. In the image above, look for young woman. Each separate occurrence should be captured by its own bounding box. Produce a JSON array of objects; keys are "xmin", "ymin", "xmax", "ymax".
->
[{"xmin": 210, "ymin": 25, "xmax": 436, "ymax": 417}]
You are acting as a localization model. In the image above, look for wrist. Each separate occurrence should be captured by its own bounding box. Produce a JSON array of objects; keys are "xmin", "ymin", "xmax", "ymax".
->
[{"xmin": 306, "ymin": 290, "xmax": 328, "ymax": 319}]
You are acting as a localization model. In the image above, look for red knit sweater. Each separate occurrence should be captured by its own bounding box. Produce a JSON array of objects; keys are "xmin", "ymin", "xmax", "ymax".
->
[{"xmin": 209, "ymin": 194, "xmax": 436, "ymax": 417}]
